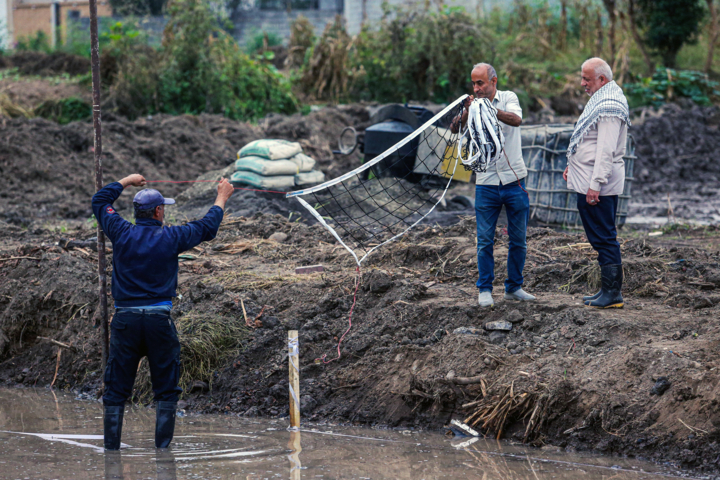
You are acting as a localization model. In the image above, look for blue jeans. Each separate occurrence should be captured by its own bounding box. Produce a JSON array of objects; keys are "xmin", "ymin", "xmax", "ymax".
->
[{"xmin": 475, "ymin": 180, "xmax": 529, "ymax": 293}]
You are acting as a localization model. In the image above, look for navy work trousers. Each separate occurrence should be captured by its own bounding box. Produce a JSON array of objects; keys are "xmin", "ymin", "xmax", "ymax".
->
[
  {"xmin": 103, "ymin": 310, "xmax": 182, "ymax": 407},
  {"xmin": 576, "ymin": 194, "xmax": 622, "ymax": 266}
]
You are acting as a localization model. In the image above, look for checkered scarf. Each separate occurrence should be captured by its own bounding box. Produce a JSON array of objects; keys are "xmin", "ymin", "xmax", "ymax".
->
[{"xmin": 568, "ymin": 81, "xmax": 630, "ymax": 157}]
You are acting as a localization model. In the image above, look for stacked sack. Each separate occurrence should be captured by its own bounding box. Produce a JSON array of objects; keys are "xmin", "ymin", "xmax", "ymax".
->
[{"xmin": 230, "ymin": 139, "xmax": 326, "ymax": 190}]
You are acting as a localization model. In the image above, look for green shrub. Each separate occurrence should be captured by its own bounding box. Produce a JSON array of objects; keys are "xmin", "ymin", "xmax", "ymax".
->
[
  {"xmin": 352, "ymin": 6, "xmax": 484, "ymax": 103},
  {"xmin": 109, "ymin": 0, "xmax": 297, "ymax": 120},
  {"xmin": 16, "ymin": 31, "xmax": 52, "ymax": 53},
  {"xmin": 245, "ymin": 31, "xmax": 283, "ymax": 53},
  {"xmin": 625, "ymin": 68, "xmax": 720, "ymax": 107},
  {"xmin": 287, "ymin": 15, "xmax": 315, "ymax": 69}
]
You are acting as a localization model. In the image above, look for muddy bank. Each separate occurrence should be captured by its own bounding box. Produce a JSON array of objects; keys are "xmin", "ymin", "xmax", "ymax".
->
[
  {"xmin": 0, "ymin": 52, "xmax": 91, "ymax": 77},
  {"xmin": 629, "ymin": 104, "xmax": 720, "ymax": 225},
  {"xmin": 2, "ymin": 212, "xmax": 720, "ymax": 474}
]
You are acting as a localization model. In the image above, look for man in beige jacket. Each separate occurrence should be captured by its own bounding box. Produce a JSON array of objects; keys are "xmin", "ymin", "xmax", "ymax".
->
[{"xmin": 563, "ymin": 57, "xmax": 630, "ymax": 308}]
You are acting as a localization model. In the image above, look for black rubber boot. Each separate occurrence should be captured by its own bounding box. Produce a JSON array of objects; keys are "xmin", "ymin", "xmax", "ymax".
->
[
  {"xmin": 583, "ymin": 290, "xmax": 602, "ymax": 302},
  {"xmin": 155, "ymin": 401, "xmax": 177, "ymax": 448},
  {"xmin": 104, "ymin": 405, "xmax": 124, "ymax": 450},
  {"xmin": 585, "ymin": 264, "xmax": 624, "ymax": 308}
]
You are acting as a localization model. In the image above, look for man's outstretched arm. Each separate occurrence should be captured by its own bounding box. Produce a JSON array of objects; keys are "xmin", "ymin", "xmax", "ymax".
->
[
  {"xmin": 176, "ymin": 178, "xmax": 234, "ymax": 253},
  {"xmin": 91, "ymin": 174, "xmax": 146, "ymax": 241}
]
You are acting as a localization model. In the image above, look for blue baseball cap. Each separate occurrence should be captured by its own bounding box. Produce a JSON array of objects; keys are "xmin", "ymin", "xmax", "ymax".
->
[{"xmin": 133, "ymin": 189, "xmax": 175, "ymax": 210}]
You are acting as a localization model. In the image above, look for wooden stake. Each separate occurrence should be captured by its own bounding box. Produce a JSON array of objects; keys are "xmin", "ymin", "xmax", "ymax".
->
[
  {"xmin": 88, "ymin": 0, "xmax": 109, "ymax": 374},
  {"xmin": 288, "ymin": 330, "xmax": 300, "ymax": 429}
]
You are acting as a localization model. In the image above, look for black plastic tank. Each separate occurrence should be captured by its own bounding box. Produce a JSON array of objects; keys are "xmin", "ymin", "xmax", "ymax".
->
[{"xmin": 362, "ymin": 105, "xmax": 434, "ymax": 180}]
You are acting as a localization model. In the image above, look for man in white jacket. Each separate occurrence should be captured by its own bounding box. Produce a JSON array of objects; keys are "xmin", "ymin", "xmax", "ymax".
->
[{"xmin": 563, "ymin": 57, "xmax": 630, "ymax": 308}]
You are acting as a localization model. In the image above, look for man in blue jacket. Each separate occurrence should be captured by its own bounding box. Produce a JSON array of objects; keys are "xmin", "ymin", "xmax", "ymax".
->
[{"xmin": 92, "ymin": 173, "xmax": 234, "ymax": 450}]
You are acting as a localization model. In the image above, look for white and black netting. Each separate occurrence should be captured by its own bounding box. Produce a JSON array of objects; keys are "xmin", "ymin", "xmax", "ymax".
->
[{"xmin": 287, "ymin": 95, "xmax": 470, "ymax": 265}]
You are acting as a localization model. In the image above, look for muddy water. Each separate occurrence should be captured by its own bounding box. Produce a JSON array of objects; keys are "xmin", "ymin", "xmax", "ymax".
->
[{"xmin": 0, "ymin": 388, "xmax": 693, "ymax": 480}]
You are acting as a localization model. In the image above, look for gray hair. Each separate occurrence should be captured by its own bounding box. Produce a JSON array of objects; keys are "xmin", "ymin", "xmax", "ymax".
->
[
  {"xmin": 582, "ymin": 57, "xmax": 613, "ymax": 81},
  {"xmin": 134, "ymin": 203, "xmax": 155, "ymax": 219},
  {"xmin": 473, "ymin": 63, "xmax": 497, "ymax": 82}
]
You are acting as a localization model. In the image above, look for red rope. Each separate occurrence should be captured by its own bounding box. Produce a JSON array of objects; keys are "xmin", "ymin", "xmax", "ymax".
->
[
  {"xmin": 145, "ymin": 180, "xmax": 287, "ymax": 195},
  {"xmin": 317, "ymin": 266, "xmax": 361, "ymax": 364}
]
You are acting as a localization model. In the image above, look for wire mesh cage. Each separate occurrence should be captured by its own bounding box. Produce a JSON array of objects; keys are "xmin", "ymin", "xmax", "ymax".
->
[{"xmin": 521, "ymin": 124, "xmax": 635, "ymax": 229}]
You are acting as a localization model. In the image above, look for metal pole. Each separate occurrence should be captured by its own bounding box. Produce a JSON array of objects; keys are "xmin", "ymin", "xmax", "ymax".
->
[{"xmin": 89, "ymin": 0, "xmax": 109, "ymax": 374}]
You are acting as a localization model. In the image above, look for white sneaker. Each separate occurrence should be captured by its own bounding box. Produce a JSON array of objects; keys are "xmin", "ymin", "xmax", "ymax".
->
[
  {"xmin": 504, "ymin": 289, "xmax": 536, "ymax": 301},
  {"xmin": 478, "ymin": 291, "xmax": 494, "ymax": 307}
]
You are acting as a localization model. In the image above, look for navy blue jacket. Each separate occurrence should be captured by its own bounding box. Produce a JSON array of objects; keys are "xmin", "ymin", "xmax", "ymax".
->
[{"xmin": 92, "ymin": 182, "xmax": 223, "ymax": 307}]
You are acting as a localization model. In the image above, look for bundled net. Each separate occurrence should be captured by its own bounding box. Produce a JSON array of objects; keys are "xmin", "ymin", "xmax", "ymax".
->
[{"xmin": 288, "ymin": 95, "xmax": 476, "ymax": 265}]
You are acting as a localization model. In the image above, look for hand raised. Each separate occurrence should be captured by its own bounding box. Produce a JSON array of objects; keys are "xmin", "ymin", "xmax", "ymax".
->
[
  {"xmin": 120, "ymin": 174, "xmax": 147, "ymax": 188},
  {"xmin": 217, "ymin": 178, "xmax": 234, "ymax": 200}
]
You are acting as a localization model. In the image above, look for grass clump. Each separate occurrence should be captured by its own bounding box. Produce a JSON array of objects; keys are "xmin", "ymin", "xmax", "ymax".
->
[
  {"xmin": 34, "ymin": 97, "xmax": 91, "ymax": 124},
  {"xmin": 131, "ymin": 310, "xmax": 249, "ymax": 403}
]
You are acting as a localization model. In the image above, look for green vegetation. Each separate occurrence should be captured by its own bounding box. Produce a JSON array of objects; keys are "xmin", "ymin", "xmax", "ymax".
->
[
  {"xmin": 290, "ymin": 0, "xmax": 720, "ymax": 107},
  {"xmin": 16, "ymin": 31, "xmax": 52, "ymax": 53},
  {"xmin": 108, "ymin": 0, "xmax": 297, "ymax": 119},
  {"xmin": 2, "ymin": 0, "xmax": 719, "ymax": 120},
  {"xmin": 625, "ymin": 68, "xmax": 720, "ymax": 107},
  {"xmin": 245, "ymin": 31, "xmax": 283, "ymax": 54}
]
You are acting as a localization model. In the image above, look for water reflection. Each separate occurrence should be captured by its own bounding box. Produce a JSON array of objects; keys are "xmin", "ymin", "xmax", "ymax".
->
[
  {"xmin": 105, "ymin": 450, "xmax": 177, "ymax": 480},
  {"xmin": 288, "ymin": 431, "xmax": 302, "ymax": 480},
  {"xmin": 0, "ymin": 388, "xmax": 696, "ymax": 479}
]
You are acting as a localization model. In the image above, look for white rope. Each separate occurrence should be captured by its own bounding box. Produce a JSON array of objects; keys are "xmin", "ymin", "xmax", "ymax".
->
[
  {"xmin": 296, "ymin": 197, "xmax": 360, "ymax": 266},
  {"xmin": 462, "ymin": 97, "xmax": 505, "ymax": 173},
  {"xmin": 288, "ymin": 337, "xmax": 300, "ymax": 409},
  {"xmin": 289, "ymin": 96, "xmax": 467, "ymax": 265},
  {"xmin": 286, "ymin": 95, "xmax": 468, "ymax": 198}
]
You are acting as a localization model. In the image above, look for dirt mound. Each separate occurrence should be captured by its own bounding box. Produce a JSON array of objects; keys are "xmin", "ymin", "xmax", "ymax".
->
[
  {"xmin": 0, "ymin": 104, "xmax": 370, "ymax": 225},
  {"xmin": 627, "ymin": 104, "xmax": 720, "ymax": 223},
  {"xmin": 6, "ymin": 52, "xmax": 91, "ymax": 77},
  {"xmin": 0, "ymin": 114, "xmax": 263, "ymax": 224},
  {"xmin": 632, "ymin": 105, "xmax": 720, "ymax": 196}
]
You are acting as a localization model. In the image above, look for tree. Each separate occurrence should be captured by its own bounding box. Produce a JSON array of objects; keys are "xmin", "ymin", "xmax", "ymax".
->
[
  {"xmin": 635, "ymin": 0, "xmax": 705, "ymax": 68},
  {"xmin": 707, "ymin": 0, "xmax": 719, "ymax": 73},
  {"xmin": 627, "ymin": 0, "xmax": 655, "ymax": 74},
  {"xmin": 601, "ymin": 0, "xmax": 617, "ymax": 60}
]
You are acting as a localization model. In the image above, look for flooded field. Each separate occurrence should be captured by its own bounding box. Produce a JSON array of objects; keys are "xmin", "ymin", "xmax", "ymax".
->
[{"xmin": 0, "ymin": 388, "xmax": 698, "ymax": 480}]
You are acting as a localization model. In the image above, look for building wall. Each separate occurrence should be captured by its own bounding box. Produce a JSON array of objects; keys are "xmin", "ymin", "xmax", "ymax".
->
[
  {"xmin": 233, "ymin": 8, "xmax": 340, "ymax": 45},
  {"xmin": 0, "ymin": 0, "xmax": 9, "ymax": 49},
  {"xmin": 11, "ymin": 0, "xmax": 111, "ymax": 47},
  {"xmin": 344, "ymin": 0, "xmax": 506, "ymax": 35}
]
